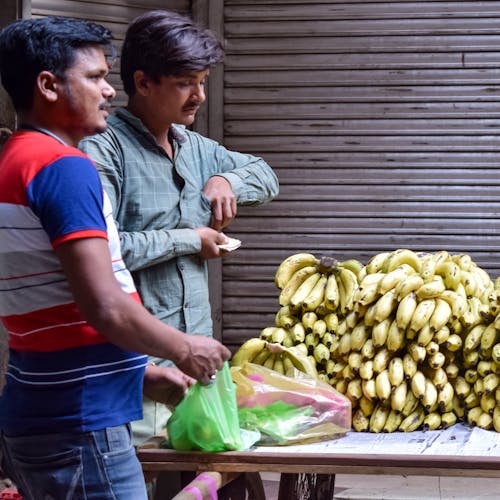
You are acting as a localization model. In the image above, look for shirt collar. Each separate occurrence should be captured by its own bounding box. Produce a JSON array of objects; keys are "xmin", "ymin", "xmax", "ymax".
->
[{"xmin": 114, "ymin": 107, "xmax": 188, "ymax": 145}]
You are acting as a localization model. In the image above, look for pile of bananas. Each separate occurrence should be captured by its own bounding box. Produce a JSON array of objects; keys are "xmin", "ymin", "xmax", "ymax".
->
[{"xmin": 231, "ymin": 249, "xmax": 500, "ymax": 433}]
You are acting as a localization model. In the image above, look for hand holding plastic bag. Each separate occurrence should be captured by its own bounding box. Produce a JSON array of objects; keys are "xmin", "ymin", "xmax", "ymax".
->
[{"xmin": 166, "ymin": 361, "xmax": 259, "ymax": 451}]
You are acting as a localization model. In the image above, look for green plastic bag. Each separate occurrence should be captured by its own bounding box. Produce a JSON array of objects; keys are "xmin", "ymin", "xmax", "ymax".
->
[{"xmin": 166, "ymin": 362, "xmax": 245, "ymax": 451}]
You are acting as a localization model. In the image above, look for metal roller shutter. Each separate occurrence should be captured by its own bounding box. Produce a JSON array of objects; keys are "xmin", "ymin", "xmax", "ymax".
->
[{"xmin": 221, "ymin": 1, "xmax": 500, "ymax": 349}]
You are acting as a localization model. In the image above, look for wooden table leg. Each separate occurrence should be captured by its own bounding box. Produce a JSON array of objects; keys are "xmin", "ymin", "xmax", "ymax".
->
[{"xmin": 278, "ymin": 473, "xmax": 336, "ymax": 500}]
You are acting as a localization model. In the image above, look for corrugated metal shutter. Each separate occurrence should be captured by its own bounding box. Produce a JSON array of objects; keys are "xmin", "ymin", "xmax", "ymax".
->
[
  {"xmin": 30, "ymin": 0, "xmax": 191, "ymax": 106},
  {"xmin": 221, "ymin": 1, "xmax": 500, "ymax": 350}
]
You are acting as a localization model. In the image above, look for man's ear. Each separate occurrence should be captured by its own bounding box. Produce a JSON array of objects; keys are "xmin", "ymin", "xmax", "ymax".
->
[
  {"xmin": 133, "ymin": 70, "xmax": 152, "ymax": 96},
  {"xmin": 36, "ymin": 71, "xmax": 59, "ymax": 102}
]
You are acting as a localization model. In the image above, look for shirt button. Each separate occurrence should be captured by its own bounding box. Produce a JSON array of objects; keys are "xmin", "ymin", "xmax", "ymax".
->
[
  {"xmin": 178, "ymin": 263, "xmax": 184, "ymax": 270},
  {"xmin": 184, "ymin": 303, "xmax": 189, "ymax": 308}
]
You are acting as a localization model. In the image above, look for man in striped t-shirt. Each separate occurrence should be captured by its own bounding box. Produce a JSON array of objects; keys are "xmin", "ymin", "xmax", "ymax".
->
[{"xmin": 0, "ymin": 16, "xmax": 230, "ymax": 498}]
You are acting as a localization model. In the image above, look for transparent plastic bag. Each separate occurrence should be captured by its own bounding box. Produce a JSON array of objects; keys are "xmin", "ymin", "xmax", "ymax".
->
[
  {"xmin": 231, "ymin": 362, "xmax": 352, "ymax": 445},
  {"xmin": 167, "ymin": 362, "xmax": 254, "ymax": 451}
]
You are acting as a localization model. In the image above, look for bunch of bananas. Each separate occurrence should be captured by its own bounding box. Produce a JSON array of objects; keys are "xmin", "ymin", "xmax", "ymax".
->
[{"xmin": 231, "ymin": 248, "xmax": 500, "ymax": 433}]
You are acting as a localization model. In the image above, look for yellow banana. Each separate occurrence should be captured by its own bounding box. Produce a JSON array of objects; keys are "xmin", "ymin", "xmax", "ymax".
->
[
  {"xmin": 492, "ymin": 342, "xmax": 500, "ymax": 364},
  {"xmin": 362, "ymin": 378, "xmax": 378, "ymax": 401},
  {"xmin": 274, "ymin": 305, "xmax": 299, "ymax": 329},
  {"xmin": 428, "ymin": 351, "xmax": 446, "ymax": 370},
  {"xmin": 437, "ymin": 382, "xmax": 454, "ymax": 412},
  {"xmin": 348, "ymin": 351, "xmax": 363, "ymax": 373},
  {"xmin": 231, "ymin": 337, "xmax": 268, "ymax": 366},
  {"xmin": 378, "ymin": 264, "xmax": 415, "ymax": 295},
  {"xmin": 435, "ymin": 260, "xmax": 461, "ymax": 290},
  {"xmin": 401, "ymin": 389, "xmax": 420, "ymax": 417},
  {"xmin": 443, "ymin": 333, "xmax": 462, "ymax": 352},
  {"xmin": 463, "ymin": 324, "xmax": 486, "ymax": 354},
  {"xmin": 283, "ymin": 345, "xmax": 318, "ymax": 379},
  {"xmin": 398, "ymin": 407, "xmax": 425, "ymax": 432},
  {"xmin": 453, "ymin": 376, "xmax": 471, "ymax": 400},
  {"xmin": 324, "ymin": 312, "xmax": 339, "ymax": 333},
  {"xmin": 359, "ymin": 395, "xmax": 376, "ymax": 417},
  {"xmin": 391, "ymin": 381, "xmax": 408, "ymax": 414},
  {"xmin": 365, "ymin": 251, "xmax": 391, "ymax": 274},
  {"xmin": 408, "ymin": 298, "xmax": 436, "ymax": 333},
  {"xmin": 352, "ymin": 408, "xmax": 370, "ymax": 432},
  {"xmin": 383, "ymin": 410, "xmax": 403, "ymax": 433},
  {"xmin": 373, "ymin": 288, "xmax": 398, "ymax": 323},
  {"xmin": 338, "ymin": 259, "xmax": 364, "ymax": 277},
  {"xmin": 251, "ymin": 348, "xmax": 273, "ymax": 366},
  {"xmin": 433, "ymin": 325, "xmax": 451, "ymax": 345},
  {"xmin": 369, "ymin": 403, "xmax": 391, "ymax": 433},
  {"xmin": 272, "ymin": 355, "xmax": 285, "ymax": 375},
  {"xmin": 382, "ymin": 248, "xmax": 422, "ymax": 274},
  {"xmin": 355, "ymin": 281, "xmax": 381, "ymax": 306},
  {"xmin": 274, "ymin": 253, "xmax": 319, "ymax": 289},
  {"xmin": 359, "ymin": 360, "xmax": 374, "ymax": 380},
  {"xmin": 407, "ymin": 341, "xmax": 426, "ymax": 364},
  {"xmin": 337, "ymin": 267, "xmax": 359, "ymax": 315},
  {"xmin": 416, "ymin": 323, "xmax": 434, "ymax": 347},
  {"xmin": 346, "ymin": 378, "xmax": 363, "ymax": 403},
  {"xmin": 312, "ymin": 318, "xmax": 327, "ymax": 338},
  {"xmin": 395, "ymin": 291, "xmax": 418, "ymax": 330},
  {"xmin": 477, "ymin": 411, "xmax": 493, "ymax": 430},
  {"xmin": 350, "ymin": 322, "xmax": 369, "ymax": 352},
  {"xmin": 419, "ymin": 253, "xmax": 437, "ymax": 282},
  {"xmin": 422, "ymin": 378, "xmax": 438, "ymax": 411},
  {"xmin": 386, "ymin": 319, "xmax": 405, "ymax": 353},
  {"xmin": 361, "ymin": 338, "xmax": 375, "ymax": 360},
  {"xmin": 372, "ymin": 347, "xmax": 391, "ymax": 375},
  {"xmin": 375, "ymin": 369, "xmax": 392, "ymax": 402},
  {"xmin": 395, "ymin": 274, "xmax": 425, "ymax": 302},
  {"xmin": 313, "ymin": 343, "xmax": 330, "ymax": 365},
  {"xmin": 422, "ymin": 412, "xmax": 442, "ymax": 431},
  {"xmin": 493, "ymin": 405, "xmax": 500, "ymax": 432},
  {"xmin": 324, "ymin": 273, "xmax": 340, "ymax": 311},
  {"xmin": 430, "ymin": 367, "xmax": 448, "ymax": 391},
  {"xmin": 372, "ymin": 318, "xmax": 391, "ymax": 348},
  {"xmin": 289, "ymin": 322, "xmax": 306, "ymax": 343},
  {"xmin": 429, "ymin": 298, "xmax": 452, "ymax": 332},
  {"xmin": 282, "ymin": 355, "xmax": 296, "ymax": 377},
  {"xmin": 403, "ymin": 352, "xmax": 418, "ymax": 380},
  {"xmin": 441, "ymin": 410, "xmax": 458, "ymax": 429},
  {"xmin": 480, "ymin": 392, "xmax": 496, "ymax": 415},
  {"xmin": 263, "ymin": 353, "xmax": 277, "ymax": 370},
  {"xmin": 301, "ymin": 311, "xmax": 318, "ymax": 333},
  {"xmin": 388, "ymin": 357, "xmax": 405, "ymax": 389},
  {"xmin": 452, "ymin": 252, "xmax": 473, "ymax": 272},
  {"xmin": 302, "ymin": 274, "xmax": 328, "ymax": 311},
  {"xmin": 439, "ymin": 290, "xmax": 467, "ymax": 320},
  {"xmin": 415, "ymin": 275, "xmax": 446, "ymax": 300},
  {"xmin": 290, "ymin": 272, "xmax": 322, "ymax": 309},
  {"xmin": 480, "ymin": 323, "xmax": 499, "ymax": 352},
  {"xmin": 483, "ymin": 373, "xmax": 500, "ymax": 395},
  {"xmin": 410, "ymin": 370, "xmax": 426, "ymax": 401},
  {"xmin": 467, "ymin": 406, "xmax": 483, "ymax": 426},
  {"xmin": 278, "ymin": 265, "xmax": 319, "ymax": 306}
]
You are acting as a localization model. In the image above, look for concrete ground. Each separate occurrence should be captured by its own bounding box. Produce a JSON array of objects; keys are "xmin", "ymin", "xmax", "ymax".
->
[{"xmin": 260, "ymin": 473, "xmax": 500, "ymax": 499}]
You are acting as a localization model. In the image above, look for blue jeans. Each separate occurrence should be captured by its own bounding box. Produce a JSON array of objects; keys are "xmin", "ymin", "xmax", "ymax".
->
[{"xmin": 0, "ymin": 424, "xmax": 147, "ymax": 499}]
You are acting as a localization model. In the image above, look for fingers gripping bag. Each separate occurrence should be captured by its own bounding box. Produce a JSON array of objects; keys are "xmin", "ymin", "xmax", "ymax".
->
[
  {"xmin": 167, "ymin": 362, "xmax": 259, "ymax": 451},
  {"xmin": 231, "ymin": 362, "xmax": 351, "ymax": 445}
]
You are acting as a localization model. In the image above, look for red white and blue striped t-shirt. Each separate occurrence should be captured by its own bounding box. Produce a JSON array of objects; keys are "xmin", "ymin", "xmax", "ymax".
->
[{"xmin": 0, "ymin": 130, "xmax": 147, "ymax": 436}]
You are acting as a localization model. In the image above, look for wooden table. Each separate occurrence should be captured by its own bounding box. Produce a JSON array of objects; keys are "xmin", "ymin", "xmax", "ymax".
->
[{"xmin": 137, "ymin": 424, "xmax": 500, "ymax": 498}]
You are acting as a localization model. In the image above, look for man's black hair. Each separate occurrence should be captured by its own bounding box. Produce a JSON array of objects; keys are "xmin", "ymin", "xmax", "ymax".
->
[
  {"xmin": 0, "ymin": 16, "xmax": 114, "ymax": 110},
  {"xmin": 121, "ymin": 10, "xmax": 224, "ymax": 97}
]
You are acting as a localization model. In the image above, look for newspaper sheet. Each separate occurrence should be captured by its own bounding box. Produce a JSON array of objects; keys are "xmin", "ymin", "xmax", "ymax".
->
[{"xmin": 252, "ymin": 423, "xmax": 500, "ymax": 457}]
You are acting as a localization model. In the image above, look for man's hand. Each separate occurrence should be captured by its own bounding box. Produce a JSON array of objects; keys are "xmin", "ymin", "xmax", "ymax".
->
[
  {"xmin": 194, "ymin": 227, "xmax": 229, "ymax": 259},
  {"xmin": 202, "ymin": 176, "xmax": 237, "ymax": 231},
  {"xmin": 175, "ymin": 334, "xmax": 231, "ymax": 386},
  {"xmin": 143, "ymin": 365, "xmax": 195, "ymax": 408}
]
